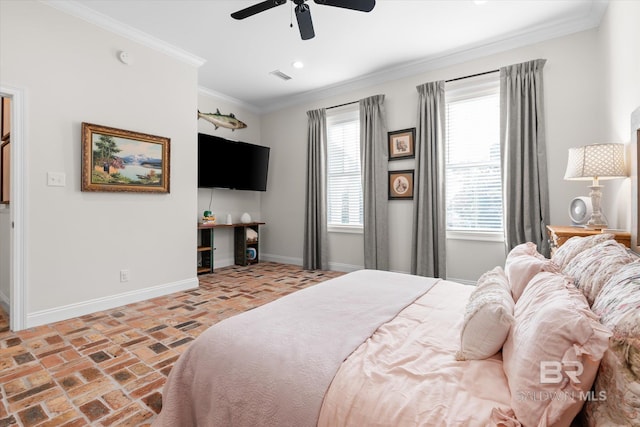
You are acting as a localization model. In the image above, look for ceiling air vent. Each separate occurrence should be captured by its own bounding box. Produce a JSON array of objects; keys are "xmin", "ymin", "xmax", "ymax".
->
[{"xmin": 269, "ymin": 69, "xmax": 292, "ymax": 81}]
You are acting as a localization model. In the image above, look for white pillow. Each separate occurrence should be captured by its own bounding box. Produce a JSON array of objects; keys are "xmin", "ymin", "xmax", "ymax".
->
[{"xmin": 456, "ymin": 266, "xmax": 514, "ymax": 361}]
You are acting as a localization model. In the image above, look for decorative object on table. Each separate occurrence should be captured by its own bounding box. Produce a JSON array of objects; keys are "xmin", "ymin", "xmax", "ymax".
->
[
  {"xmin": 568, "ymin": 196, "xmax": 592, "ymax": 226},
  {"xmin": 81, "ymin": 122, "xmax": 170, "ymax": 193},
  {"xmin": 246, "ymin": 228, "xmax": 258, "ymax": 243},
  {"xmin": 388, "ymin": 128, "xmax": 415, "ymax": 160},
  {"xmin": 388, "ymin": 170, "xmax": 414, "ymax": 200},
  {"xmin": 246, "ymin": 247, "xmax": 257, "ymax": 261},
  {"xmin": 202, "ymin": 211, "xmax": 216, "ymax": 224},
  {"xmin": 230, "ymin": 0, "xmax": 376, "ymax": 41},
  {"xmin": 226, "ymin": 213, "xmax": 233, "ymax": 225},
  {"xmin": 198, "ymin": 109, "xmax": 247, "ymax": 131},
  {"xmin": 241, "ymin": 212, "xmax": 252, "ymax": 223},
  {"xmin": 564, "ymin": 143, "xmax": 627, "ymax": 229}
]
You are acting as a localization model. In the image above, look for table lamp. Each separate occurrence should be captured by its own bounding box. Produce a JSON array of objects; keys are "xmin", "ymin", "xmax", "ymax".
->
[{"xmin": 564, "ymin": 143, "xmax": 626, "ymax": 229}]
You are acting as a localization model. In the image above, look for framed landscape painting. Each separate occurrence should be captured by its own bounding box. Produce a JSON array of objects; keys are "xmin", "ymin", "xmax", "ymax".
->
[{"xmin": 81, "ymin": 122, "xmax": 170, "ymax": 193}]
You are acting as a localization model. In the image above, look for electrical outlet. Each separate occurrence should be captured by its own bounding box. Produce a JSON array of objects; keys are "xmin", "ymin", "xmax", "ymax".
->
[
  {"xmin": 47, "ymin": 172, "xmax": 66, "ymax": 187},
  {"xmin": 120, "ymin": 269, "xmax": 130, "ymax": 282}
]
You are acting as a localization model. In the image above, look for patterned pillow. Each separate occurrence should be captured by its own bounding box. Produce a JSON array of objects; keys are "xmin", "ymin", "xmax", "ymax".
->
[
  {"xmin": 563, "ymin": 240, "xmax": 635, "ymax": 306},
  {"xmin": 456, "ymin": 266, "xmax": 514, "ymax": 361},
  {"xmin": 504, "ymin": 242, "xmax": 558, "ymax": 302},
  {"xmin": 500, "ymin": 272, "xmax": 611, "ymax": 427},
  {"xmin": 551, "ymin": 233, "xmax": 614, "ymax": 270},
  {"xmin": 586, "ymin": 262, "xmax": 640, "ymax": 426}
]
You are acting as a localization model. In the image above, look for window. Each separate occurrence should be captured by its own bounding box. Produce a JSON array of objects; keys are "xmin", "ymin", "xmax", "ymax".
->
[
  {"xmin": 445, "ymin": 77, "xmax": 502, "ymax": 237},
  {"xmin": 326, "ymin": 107, "xmax": 362, "ymax": 231}
]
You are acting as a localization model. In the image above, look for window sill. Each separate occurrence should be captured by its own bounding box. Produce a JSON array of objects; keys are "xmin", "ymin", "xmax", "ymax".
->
[
  {"xmin": 446, "ymin": 230, "xmax": 504, "ymax": 242},
  {"xmin": 328, "ymin": 224, "xmax": 363, "ymax": 234}
]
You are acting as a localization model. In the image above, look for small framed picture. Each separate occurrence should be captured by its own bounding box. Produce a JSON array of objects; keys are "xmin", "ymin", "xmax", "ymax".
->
[
  {"xmin": 388, "ymin": 128, "xmax": 415, "ymax": 160},
  {"xmin": 388, "ymin": 170, "xmax": 414, "ymax": 200}
]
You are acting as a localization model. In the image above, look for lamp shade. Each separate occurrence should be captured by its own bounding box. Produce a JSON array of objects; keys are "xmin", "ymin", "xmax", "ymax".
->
[{"xmin": 564, "ymin": 143, "xmax": 626, "ymax": 180}]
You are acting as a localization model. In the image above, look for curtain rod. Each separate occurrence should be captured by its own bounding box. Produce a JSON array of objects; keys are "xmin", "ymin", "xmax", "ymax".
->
[
  {"xmin": 445, "ymin": 69, "xmax": 499, "ymax": 83},
  {"xmin": 325, "ymin": 69, "xmax": 498, "ymax": 109},
  {"xmin": 326, "ymin": 100, "xmax": 359, "ymax": 110}
]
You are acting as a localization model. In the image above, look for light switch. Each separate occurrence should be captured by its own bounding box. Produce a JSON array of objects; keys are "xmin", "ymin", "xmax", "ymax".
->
[{"xmin": 47, "ymin": 172, "xmax": 66, "ymax": 187}]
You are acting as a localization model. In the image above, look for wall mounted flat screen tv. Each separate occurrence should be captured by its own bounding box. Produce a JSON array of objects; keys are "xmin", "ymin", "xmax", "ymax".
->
[{"xmin": 198, "ymin": 133, "xmax": 270, "ymax": 191}]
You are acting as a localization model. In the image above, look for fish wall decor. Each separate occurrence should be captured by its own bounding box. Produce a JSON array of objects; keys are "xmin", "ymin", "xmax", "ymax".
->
[{"xmin": 198, "ymin": 109, "xmax": 247, "ymax": 131}]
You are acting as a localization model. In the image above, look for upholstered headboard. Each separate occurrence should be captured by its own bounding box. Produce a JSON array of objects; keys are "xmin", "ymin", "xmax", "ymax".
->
[{"xmin": 631, "ymin": 105, "xmax": 640, "ymax": 253}]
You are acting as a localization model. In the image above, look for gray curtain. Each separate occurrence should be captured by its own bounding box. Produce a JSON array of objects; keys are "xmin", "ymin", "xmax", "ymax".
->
[
  {"xmin": 303, "ymin": 108, "xmax": 329, "ymax": 270},
  {"xmin": 360, "ymin": 95, "xmax": 389, "ymax": 270},
  {"xmin": 411, "ymin": 81, "xmax": 446, "ymax": 278},
  {"xmin": 500, "ymin": 59, "xmax": 551, "ymax": 257}
]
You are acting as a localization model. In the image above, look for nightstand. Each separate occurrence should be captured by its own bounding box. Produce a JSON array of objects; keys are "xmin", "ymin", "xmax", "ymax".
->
[{"xmin": 546, "ymin": 225, "xmax": 631, "ymax": 255}]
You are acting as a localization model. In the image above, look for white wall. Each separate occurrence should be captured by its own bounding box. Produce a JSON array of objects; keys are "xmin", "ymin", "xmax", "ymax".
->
[
  {"xmin": 261, "ymin": 29, "xmax": 608, "ymax": 282},
  {"xmin": 196, "ymin": 92, "xmax": 265, "ymax": 267},
  {"xmin": 0, "ymin": 1, "xmax": 199, "ymax": 328},
  {"xmin": 597, "ymin": 0, "xmax": 640, "ymax": 231}
]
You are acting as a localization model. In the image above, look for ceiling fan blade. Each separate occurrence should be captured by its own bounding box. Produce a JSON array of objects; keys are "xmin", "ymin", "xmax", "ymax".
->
[
  {"xmin": 313, "ymin": 0, "xmax": 375, "ymax": 12},
  {"xmin": 231, "ymin": 0, "xmax": 287, "ymax": 20},
  {"xmin": 295, "ymin": 3, "xmax": 315, "ymax": 40}
]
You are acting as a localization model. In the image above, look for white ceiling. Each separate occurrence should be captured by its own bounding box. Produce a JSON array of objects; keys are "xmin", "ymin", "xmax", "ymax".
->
[{"xmin": 50, "ymin": 0, "xmax": 607, "ymax": 113}]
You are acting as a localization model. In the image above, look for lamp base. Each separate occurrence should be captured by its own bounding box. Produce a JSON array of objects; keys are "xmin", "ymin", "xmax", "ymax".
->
[{"xmin": 586, "ymin": 184, "xmax": 607, "ymax": 230}]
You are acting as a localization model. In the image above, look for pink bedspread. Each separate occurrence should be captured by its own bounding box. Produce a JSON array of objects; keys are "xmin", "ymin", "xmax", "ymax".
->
[
  {"xmin": 153, "ymin": 270, "xmax": 438, "ymax": 427},
  {"xmin": 318, "ymin": 279, "xmax": 513, "ymax": 426}
]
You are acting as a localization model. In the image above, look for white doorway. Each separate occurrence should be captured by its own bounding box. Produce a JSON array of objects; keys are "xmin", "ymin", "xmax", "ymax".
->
[{"xmin": 0, "ymin": 85, "xmax": 26, "ymax": 331}]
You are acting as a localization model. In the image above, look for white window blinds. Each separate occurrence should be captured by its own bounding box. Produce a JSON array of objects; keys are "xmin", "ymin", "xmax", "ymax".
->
[
  {"xmin": 445, "ymin": 80, "xmax": 502, "ymax": 233},
  {"xmin": 326, "ymin": 108, "xmax": 362, "ymax": 228}
]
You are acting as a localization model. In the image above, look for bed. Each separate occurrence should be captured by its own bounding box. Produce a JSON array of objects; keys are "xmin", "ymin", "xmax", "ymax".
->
[{"xmin": 153, "ymin": 235, "xmax": 640, "ymax": 427}]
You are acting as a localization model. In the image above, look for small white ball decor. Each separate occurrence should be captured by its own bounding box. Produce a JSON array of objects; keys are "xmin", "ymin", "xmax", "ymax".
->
[{"xmin": 241, "ymin": 212, "xmax": 252, "ymax": 224}]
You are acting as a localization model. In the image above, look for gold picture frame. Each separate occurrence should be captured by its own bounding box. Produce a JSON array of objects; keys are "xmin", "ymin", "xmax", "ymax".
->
[
  {"xmin": 388, "ymin": 170, "xmax": 414, "ymax": 200},
  {"xmin": 81, "ymin": 122, "xmax": 170, "ymax": 193},
  {"xmin": 388, "ymin": 128, "xmax": 415, "ymax": 160}
]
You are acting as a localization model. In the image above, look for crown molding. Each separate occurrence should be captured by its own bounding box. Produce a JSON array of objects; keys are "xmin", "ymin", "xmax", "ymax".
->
[
  {"xmin": 43, "ymin": 0, "xmax": 206, "ymax": 68},
  {"xmin": 44, "ymin": 0, "xmax": 608, "ymax": 115},
  {"xmin": 198, "ymin": 86, "xmax": 261, "ymax": 115},
  {"xmin": 258, "ymin": 0, "xmax": 609, "ymax": 114}
]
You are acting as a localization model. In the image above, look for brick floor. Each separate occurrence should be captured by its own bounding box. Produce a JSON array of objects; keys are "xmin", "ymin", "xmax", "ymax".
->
[{"xmin": 0, "ymin": 263, "xmax": 342, "ymax": 426}]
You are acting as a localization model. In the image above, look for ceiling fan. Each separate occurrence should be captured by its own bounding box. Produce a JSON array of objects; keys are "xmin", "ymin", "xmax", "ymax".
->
[{"xmin": 231, "ymin": 0, "xmax": 376, "ymax": 40}]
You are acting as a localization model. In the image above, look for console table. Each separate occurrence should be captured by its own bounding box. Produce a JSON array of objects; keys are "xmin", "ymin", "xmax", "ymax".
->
[{"xmin": 197, "ymin": 222, "xmax": 265, "ymax": 274}]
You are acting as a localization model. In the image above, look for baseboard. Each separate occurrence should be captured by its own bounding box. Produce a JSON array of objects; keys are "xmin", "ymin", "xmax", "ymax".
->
[
  {"xmin": 261, "ymin": 253, "xmax": 302, "ymax": 266},
  {"xmin": 327, "ymin": 261, "xmax": 363, "ymax": 273},
  {"xmin": 26, "ymin": 277, "xmax": 199, "ymax": 329},
  {"xmin": 261, "ymin": 253, "xmax": 363, "ymax": 273}
]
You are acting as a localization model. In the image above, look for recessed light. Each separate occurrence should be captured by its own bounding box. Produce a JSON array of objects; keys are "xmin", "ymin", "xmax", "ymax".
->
[{"xmin": 292, "ymin": 61, "xmax": 304, "ymax": 69}]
